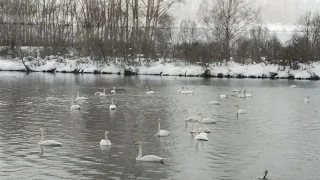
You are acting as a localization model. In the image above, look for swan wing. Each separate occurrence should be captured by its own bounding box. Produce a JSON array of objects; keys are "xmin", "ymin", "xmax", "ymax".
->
[
  {"xmin": 238, "ymin": 110, "xmax": 247, "ymax": 114},
  {"xmin": 202, "ymin": 118, "xmax": 217, "ymax": 124},
  {"xmin": 71, "ymin": 105, "xmax": 80, "ymax": 110},
  {"xmin": 139, "ymin": 155, "xmax": 165, "ymax": 162},
  {"xmin": 40, "ymin": 140, "xmax": 63, "ymax": 147},
  {"xmin": 95, "ymin": 92, "xmax": 102, "ymax": 95},
  {"xmin": 100, "ymin": 140, "xmax": 111, "ymax": 146},
  {"xmin": 195, "ymin": 134, "xmax": 208, "ymax": 141},
  {"xmin": 187, "ymin": 117, "xmax": 199, "ymax": 122}
]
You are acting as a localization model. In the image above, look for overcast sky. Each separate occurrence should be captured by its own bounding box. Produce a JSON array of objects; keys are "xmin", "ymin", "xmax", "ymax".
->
[{"xmin": 170, "ymin": 0, "xmax": 320, "ymax": 24}]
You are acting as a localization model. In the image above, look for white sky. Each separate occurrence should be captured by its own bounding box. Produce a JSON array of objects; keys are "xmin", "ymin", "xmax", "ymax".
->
[{"xmin": 169, "ymin": 0, "xmax": 320, "ymax": 24}]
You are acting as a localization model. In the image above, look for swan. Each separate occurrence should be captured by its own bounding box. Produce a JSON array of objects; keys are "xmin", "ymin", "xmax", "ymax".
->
[
  {"xmin": 237, "ymin": 91, "xmax": 246, "ymax": 98},
  {"xmin": 209, "ymin": 101, "xmax": 220, "ymax": 105},
  {"xmin": 190, "ymin": 120, "xmax": 211, "ymax": 133},
  {"xmin": 38, "ymin": 128, "xmax": 63, "ymax": 147},
  {"xmin": 70, "ymin": 99, "xmax": 80, "ymax": 110},
  {"xmin": 290, "ymin": 85, "xmax": 297, "ymax": 88},
  {"xmin": 135, "ymin": 141, "xmax": 166, "ymax": 162},
  {"xmin": 146, "ymin": 86, "xmax": 155, "ymax": 94},
  {"xmin": 257, "ymin": 170, "xmax": 268, "ymax": 180},
  {"xmin": 100, "ymin": 89, "xmax": 107, "ymax": 96},
  {"xmin": 177, "ymin": 87, "xmax": 185, "ymax": 93},
  {"xmin": 305, "ymin": 96, "xmax": 310, "ymax": 103},
  {"xmin": 235, "ymin": 105, "xmax": 246, "ymax": 114},
  {"xmin": 100, "ymin": 131, "xmax": 112, "ymax": 146},
  {"xmin": 155, "ymin": 119, "xmax": 170, "ymax": 137},
  {"xmin": 220, "ymin": 94, "xmax": 228, "ymax": 98},
  {"xmin": 198, "ymin": 113, "xmax": 217, "ymax": 124},
  {"xmin": 244, "ymin": 90, "xmax": 252, "ymax": 97},
  {"xmin": 76, "ymin": 92, "xmax": 88, "ymax": 101},
  {"xmin": 183, "ymin": 110, "xmax": 199, "ymax": 122},
  {"xmin": 94, "ymin": 89, "xmax": 103, "ymax": 96},
  {"xmin": 111, "ymin": 87, "xmax": 116, "ymax": 93},
  {"xmin": 185, "ymin": 88, "xmax": 194, "ymax": 94},
  {"xmin": 194, "ymin": 123, "xmax": 208, "ymax": 141},
  {"xmin": 109, "ymin": 98, "xmax": 116, "ymax": 110}
]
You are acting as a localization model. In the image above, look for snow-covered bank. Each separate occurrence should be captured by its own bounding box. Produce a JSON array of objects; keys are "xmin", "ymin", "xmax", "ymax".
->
[{"xmin": 1, "ymin": 57, "xmax": 320, "ymax": 80}]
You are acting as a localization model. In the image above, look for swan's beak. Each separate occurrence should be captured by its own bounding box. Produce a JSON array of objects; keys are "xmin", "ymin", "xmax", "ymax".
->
[
  {"xmin": 135, "ymin": 141, "xmax": 140, "ymax": 145},
  {"xmin": 106, "ymin": 131, "xmax": 110, "ymax": 135}
]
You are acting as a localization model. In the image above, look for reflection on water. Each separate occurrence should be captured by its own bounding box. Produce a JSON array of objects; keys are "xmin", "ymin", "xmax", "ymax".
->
[{"xmin": 0, "ymin": 72, "xmax": 320, "ymax": 179}]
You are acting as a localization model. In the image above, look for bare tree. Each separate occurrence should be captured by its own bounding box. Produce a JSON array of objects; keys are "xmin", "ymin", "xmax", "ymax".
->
[{"xmin": 201, "ymin": 0, "xmax": 258, "ymax": 61}]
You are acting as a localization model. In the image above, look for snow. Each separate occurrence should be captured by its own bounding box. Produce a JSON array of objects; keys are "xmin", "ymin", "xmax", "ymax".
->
[{"xmin": 0, "ymin": 57, "xmax": 320, "ymax": 80}]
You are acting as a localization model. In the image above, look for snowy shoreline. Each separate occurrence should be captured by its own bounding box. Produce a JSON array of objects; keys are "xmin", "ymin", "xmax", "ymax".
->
[{"xmin": 1, "ymin": 57, "xmax": 320, "ymax": 80}]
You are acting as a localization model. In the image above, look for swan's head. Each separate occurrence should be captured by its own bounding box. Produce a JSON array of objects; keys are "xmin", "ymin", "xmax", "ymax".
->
[
  {"xmin": 235, "ymin": 105, "xmax": 239, "ymax": 107},
  {"xmin": 158, "ymin": 119, "xmax": 161, "ymax": 122},
  {"xmin": 39, "ymin": 127, "xmax": 44, "ymax": 131},
  {"xmin": 113, "ymin": 87, "xmax": 115, "ymax": 89},
  {"xmin": 197, "ymin": 113, "xmax": 202, "ymax": 116},
  {"xmin": 146, "ymin": 86, "xmax": 148, "ymax": 88},
  {"xmin": 263, "ymin": 169, "xmax": 268, "ymax": 177},
  {"xmin": 105, "ymin": 131, "xmax": 110, "ymax": 135},
  {"xmin": 135, "ymin": 141, "xmax": 141, "ymax": 145}
]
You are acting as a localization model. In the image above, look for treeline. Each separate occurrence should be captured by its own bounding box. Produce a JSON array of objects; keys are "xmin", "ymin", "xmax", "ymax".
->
[{"xmin": 1, "ymin": 0, "xmax": 320, "ymax": 67}]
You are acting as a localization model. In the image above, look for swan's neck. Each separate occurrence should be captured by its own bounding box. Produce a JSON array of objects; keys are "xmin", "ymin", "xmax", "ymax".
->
[
  {"xmin": 138, "ymin": 144, "xmax": 142, "ymax": 159},
  {"xmin": 113, "ymin": 87, "xmax": 115, "ymax": 90},
  {"xmin": 200, "ymin": 122, "xmax": 204, "ymax": 132},
  {"xmin": 103, "ymin": 89, "xmax": 106, "ymax": 93},
  {"xmin": 157, "ymin": 121, "xmax": 161, "ymax": 134},
  {"xmin": 196, "ymin": 123, "xmax": 199, "ymax": 134},
  {"xmin": 185, "ymin": 120, "xmax": 188, "ymax": 127},
  {"xmin": 185, "ymin": 111, "xmax": 188, "ymax": 119},
  {"xmin": 146, "ymin": 87, "xmax": 149, "ymax": 92},
  {"xmin": 40, "ymin": 130, "xmax": 44, "ymax": 142},
  {"xmin": 236, "ymin": 107, "xmax": 239, "ymax": 113},
  {"xmin": 111, "ymin": 99, "xmax": 114, "ymax": 105},
  {"xmin": 191, "ymin": 120, "xmax": 195, "ymax": 130},
  {"xmin": 105, "ymin": 134, "xmax": 108, "ymax": 141}
]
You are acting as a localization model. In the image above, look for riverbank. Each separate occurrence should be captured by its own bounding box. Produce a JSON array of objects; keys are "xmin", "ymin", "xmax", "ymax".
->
[{"xmin": 1, "ymin": 57, "xmax": 320, "ymax": 80}]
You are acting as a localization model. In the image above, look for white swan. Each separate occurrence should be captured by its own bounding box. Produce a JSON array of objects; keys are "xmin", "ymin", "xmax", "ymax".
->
[
  {"xmin": 70, "ymin": 99, "xmax": 80, "ymax": 110},
  {"xmin": 194, "ymin": 123, "xmax": 208, "ymax": 141},
  {"xmin": 305, "ymin": 96, "xmax": 310, "ymax": 103},
  {"xmin": 46, "ymin": 97, "xmax": 56, "ymax": 101},
  {"xmin": 209, "ymin": 101, "xmax": 220, "ymax": 105},
  {"xmin": 183, "ymin": 110, "xmax": 199, "ymax": 122},
  {"xmin": 76, "ymin": 92, "xmax": 88, "ymax": 101},
  {"xmin": 220, "ymin": 94, "xmax": 228, "ymax": 98},
  {"xmin": 100, "ymin": 131, "xmax": 112, "ymax": 146},
  {"xmin": 244, "ymin": 90, "xmax": 252, "ymax": 97},
  {"xmin": 135, "ymin": 141, "xmax": 166, "ymax": 162},
  {"xmin": 290, "ymin": 85, "xmax": 297, "ymax": 88},
  {"xmin": 257, "ymin": 170, "xmax": 268, "ymax": 180},
  {"xmin": 185, "ymin": 88, "xmax": 194, "ymax": 94},
  {"xmin": 178, "ymin": 87, "xmax": 185, "ymax": 93},
  {"xmin": 100, "ymin": 89, "xmax": 107, "ymax": 96},
  {"xmin": 155, "ymin": 119, "xmax": 170, "ymax": 137},
  {"xmin": 190, "ymin": 120, "xmax": 211, "ymax": 133},
  {"xmin": 198, "ymin": 113, "xmax": 217, "ymax": 124},
  {"xmin": 94, "ymin": 89, "xmax": 103, "ymax": 96},
  {"xmin": 237, "ymin": 91, "xmax": 246, "ymax": 98},
  {"xmin": 39, "ymin": 128, "xmax": 63, "ymax": 147},
  {"xmin": 111, "ymin": 87, "xmax": 116, "ymax": 93},
  {"xmin": 146, "ymin": 86, "xmax": 155, "ymax": 94},
  {"xmin": 235, "ymin": 105, "xmax": 246, "ymax": 114},
  {"xmin": 109, "ymin": 98, "xmax": 116, "ymax": 110}
]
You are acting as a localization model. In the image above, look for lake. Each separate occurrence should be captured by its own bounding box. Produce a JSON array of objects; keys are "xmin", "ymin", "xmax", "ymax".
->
[{"xmin": 0, "ymin": 72, "xmax": 319, "ymax": 180}]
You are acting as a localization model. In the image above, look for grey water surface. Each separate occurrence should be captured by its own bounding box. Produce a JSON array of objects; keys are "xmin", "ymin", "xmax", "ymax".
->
[{"xmin": 0, "ymin": 72, "xmax": 319, "ymax": 180}]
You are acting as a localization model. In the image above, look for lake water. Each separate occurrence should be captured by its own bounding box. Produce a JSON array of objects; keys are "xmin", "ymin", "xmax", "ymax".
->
[{"xmin": 0, "ymin": 72, "xmax": 320, "ymax": 180}]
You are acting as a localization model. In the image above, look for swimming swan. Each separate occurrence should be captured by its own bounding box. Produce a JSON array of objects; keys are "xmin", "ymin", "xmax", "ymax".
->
[
  {"xmin": 244, "ymin": 90, "xmax": 252, "ymax": 97},
  {"xmin": 39, "ymin": 128, "xmax": 63, "ymax": 147},
  {"xmin": 235, "ymin": 105, "xmax": 246, "ymax": 114},
  {"xmin": 146, "ymin": 86, "xmax": 155, "ymax": 94},
  {"xmin": 237, "ymin": 91, "xmax": 246, "ymax": 98},
  {"xmin": 183, "ymin": 110, "xmax": 199, "ymax": 122},
  {"xmin": 220, "ymin": 94, "xmax": 228, "ymax": 98},
  {"xmin": 194, "ymin": 123, "xmax": 208, "ymax": 141},
  {"xmin": 198, "ymin": 113, "xmax": 217, "ymax": 124},
  {"xmin": 155, "ymin": 119, "xmax": 170, "ymax": 137},
  {"xmin": 290, "ymin": 85, "xmax": 297, "ymax": 88},
  {"xmin": 209, "ymin": 101, "xmax": 220, "ymax": 105},
  {"xmin": 76, "ymin": 92, "xmax": 88, "ymax": 101},
  {"xmin": 178, "ymin": 87, "xmax": 185, "ymax": 93},
  {"xmin": 100, "ymin": 131, "xmax": 112, "ymax": 146},
  {"xmin": 257, "ymin": 170, "xmax": 268, "ymax": 180},
  {"xmin": 305, "ymin": 96, "xmax": 310, "ymax": 103},
  {"xmin": 135, "ymin": 141, "xmax": 166, "ymax": 162},
  {"xmin": 70, "ymin": 99, "xmax": 80, "ymax": 110},
  {"xmin": 109, "ymin": 98, "xmax": 116, "ymax": 110},
  {"xmin": 100, "ymin": 89, "xmax": 107, "ymax": 96},
  {"xmin": 111, "ymin": 87, "xmax": 116, "ymax": 93}
]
